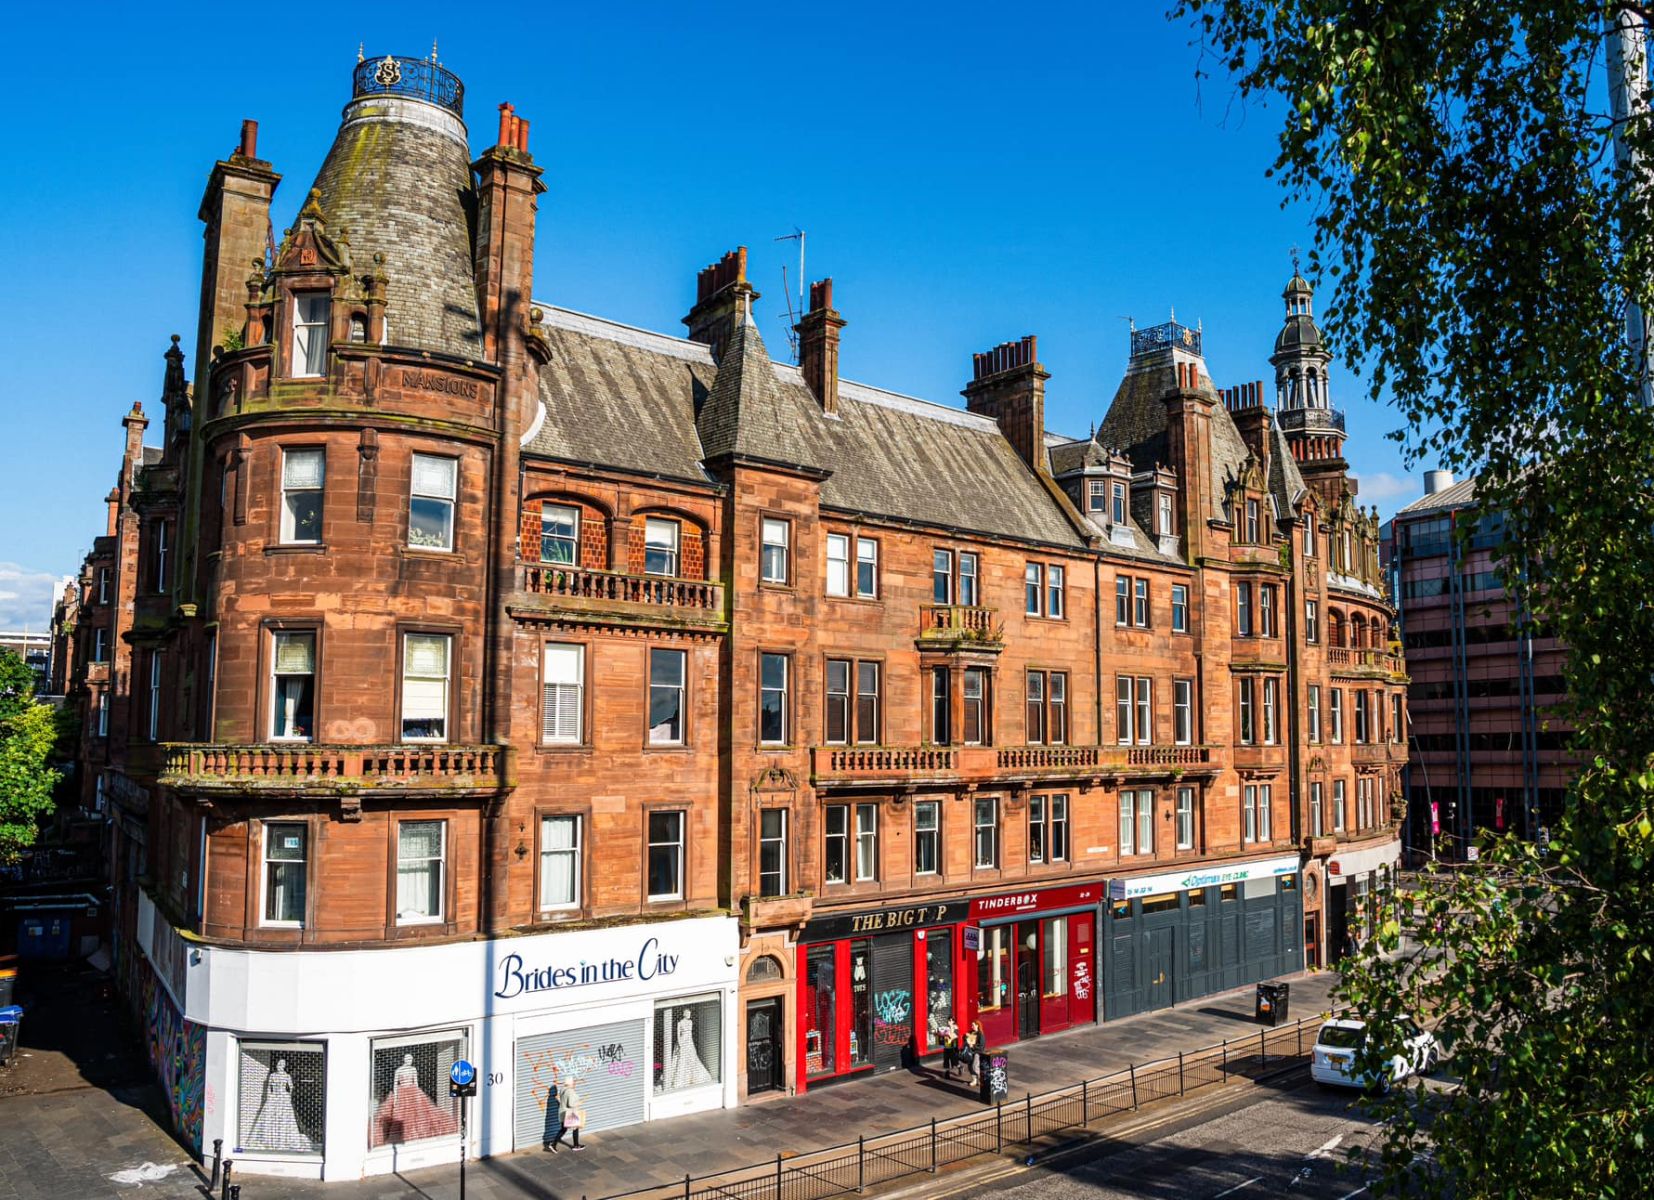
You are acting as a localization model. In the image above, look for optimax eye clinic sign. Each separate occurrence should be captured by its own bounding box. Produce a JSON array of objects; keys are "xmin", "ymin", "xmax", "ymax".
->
[{"xmin": 1108, "ymin": 854, "xmax": 1300, "ymax": 901}]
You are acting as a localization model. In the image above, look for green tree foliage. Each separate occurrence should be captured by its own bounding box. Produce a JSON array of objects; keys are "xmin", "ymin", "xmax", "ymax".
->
[
  {"xmin": 1175, "ymin": 3, "xmax": 1654, "ymax": 1195},
  {"xmin": 0, "ymin": 648, "xmax": 60, "ymax": 863}
]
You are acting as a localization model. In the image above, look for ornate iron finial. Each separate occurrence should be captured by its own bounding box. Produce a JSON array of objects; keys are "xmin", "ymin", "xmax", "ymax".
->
[
  {"xmin": 1290, "ymin": 244, "xmax": 1301, "ymax": 274},
  {"xmin": 1169, "ymin": 304, "xmax": 1176, "ymax": 323},
  {"xmin": 431, "ymin": 38, "xmax": 439, "ymax": 63},
  {"xmin": 357, "ymin": 42, "xmax": 364, "ymax": 63}
]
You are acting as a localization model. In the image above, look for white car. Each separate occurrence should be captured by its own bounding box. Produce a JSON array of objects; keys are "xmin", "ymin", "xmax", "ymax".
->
[{"xmin": 1311, "ymin": 1017, "xmax": 1439, "ymax": 1090}]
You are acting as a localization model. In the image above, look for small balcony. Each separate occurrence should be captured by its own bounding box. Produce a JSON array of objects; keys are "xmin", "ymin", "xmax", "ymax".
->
[
  {"xmin": 811, "ymin": 743, "xmax": 1216, "ymax": 790},
  {"xmin": 1353, "ymin": 741, "xmax": 1404, "ymax": 765},
  {"xmin": 917, "ymin": 605, "xmax": 1003, "ymax": 649},
  {"xmin": 1327, "ymin": 646, "xmax": 1405, "ymax": 677},
  {"xmin": 511, "ymin": 564, "xmax": 726, "ymax": 634},
  {"xmin": 1275, "ymin": 406, "xmax": 1347, "ymax": 435},
  {"xmin": 159, "ymin": 743, "xmax": 509, "ymax": 799}
]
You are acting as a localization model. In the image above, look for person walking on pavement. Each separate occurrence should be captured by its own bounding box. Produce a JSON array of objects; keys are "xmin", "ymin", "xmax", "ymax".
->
[
  {"xmin": 963, "ymin": 1020, "xmax": 985, "ymax": 1086},
  {"xmin": 548, "ymin": 1081, "xmax": 585, "ymax": 1152}
]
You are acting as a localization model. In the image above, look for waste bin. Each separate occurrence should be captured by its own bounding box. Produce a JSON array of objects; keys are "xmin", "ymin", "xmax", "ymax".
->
[
  {"xmin": 0, "ymin": 955, "xmax": 16, "ymax": 1007},
  {"xmin": 0, "ymin": 1004, "xmax": 22, "ymax": 1066},
  {"xmin": 978, "ymin": 1050, "xmax": 1009, "ymax": 1104},
  {"xmin": 1255, "ymin": 981, "xmax": 1290, "ymax": 1027}
]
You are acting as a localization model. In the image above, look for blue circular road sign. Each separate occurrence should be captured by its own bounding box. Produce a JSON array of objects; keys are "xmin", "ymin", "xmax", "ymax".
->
[{"xmin": 450, "ymin": 1059, "xmax": 477, "ymax": 1087}]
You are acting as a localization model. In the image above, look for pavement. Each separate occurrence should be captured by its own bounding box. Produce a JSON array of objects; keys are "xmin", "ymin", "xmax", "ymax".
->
[{"xmin": 0, "ymin": 962, "xmax": 1346, "ymax": 1200}]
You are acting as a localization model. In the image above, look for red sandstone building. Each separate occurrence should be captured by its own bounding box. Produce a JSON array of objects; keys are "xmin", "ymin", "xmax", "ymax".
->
[{"xmin": 64, "ymin": 53, "xmax": 1406, "ymax": 1179}]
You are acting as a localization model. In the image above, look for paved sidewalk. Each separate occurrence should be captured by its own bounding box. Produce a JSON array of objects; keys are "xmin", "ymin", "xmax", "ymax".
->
[{"xmin": 0, "ymin": 967, "xmax": 1342, "ymax": 1200}]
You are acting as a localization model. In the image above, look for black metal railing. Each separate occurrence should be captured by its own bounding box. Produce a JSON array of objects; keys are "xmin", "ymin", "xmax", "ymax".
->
[
  {"xmin": 1130, "ymin": 320, "xmax": 1203, "ymax": 358},
  {"xmin": 1276, "ymin": 405, "xmax": 1347, "ymax": 434},
  {"xmin": 591, "ymin": 1012, "xmax": 1329, "ymax": 1200},
  {"xmin": 352, "ymin": 54, "xmax": 464, "ymax": 117}
]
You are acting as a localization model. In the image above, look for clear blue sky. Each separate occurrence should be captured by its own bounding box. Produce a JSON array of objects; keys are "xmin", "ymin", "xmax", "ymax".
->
[{"xmin": 0, "ymin": 2, "xmax": 1423, "ymax": 630}]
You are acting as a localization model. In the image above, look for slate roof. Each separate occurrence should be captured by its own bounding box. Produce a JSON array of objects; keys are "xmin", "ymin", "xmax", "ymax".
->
[
  {"xmin": 308, "ymin": 98, "xmax": 483, "ymax": 360},
  {"xmin": 1096, "ymin": 350, "xmax": 1251, "ymax": 524},
  {"xmin": 1047, "ymin": 434, "xmax": 1113, "ymax": 477},
  {"xmin": 525, "ymin": 306, "xmax": 1086, "ymax": 547},
  {"xmin": 1268, "ymin": 421, "xmax": 1308, "ymax": 511}
]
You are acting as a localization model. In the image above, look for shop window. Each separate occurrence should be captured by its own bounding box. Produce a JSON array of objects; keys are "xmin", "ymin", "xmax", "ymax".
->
[
  {"xmin": 1140, "ymin": 892, "xmax": 1180, "ymax": 915},
  {"xmin": 644, "ymin": 518, "xmax": 680, "ymax": 577},
  {"xmin": 237, "ymin": 1041, "xmax": 325, "ymax": 1155},
  {"xmin": 541, "ymin": 643, "xmax": 584, "ymax": 744},
  {"xmin": 925, "ymin": 929, "xmax": 954, "ymax": 1045},
  {"xmin": 279, "ymin": 448, "xmax": 324, "ymax": 545},
  {"xmin": 270, "ymin": 630, "xmax": 316, "ymax": 741},
  {"xmin": 654, "ymin": 995, "xmax": 722, "ymax": 1093},
  {"xmin": 973, "ymin": 797, "xmax": 998, "ymax": 868},
  {"xmin": 647, "ymin": 810, "xmax": 685, "ymax": 900},
  {"xmin": 539, "ymin": 814, "xmax": 581, "ymax": 911},
  {"xmin": 368, "ymin": 1030, "xmax": 465, "ymax": 1148},
  {"xmin": 396, "ymin": 820, "xmax": 446, "ymax": 923},
  {"xmin": 540, "ymin": 504, "xmax": 579, "ymax": 564},
  {"xmin": 1243, "ymin": 876, "xmax": 1277, "ymax": 900},
  {"xmin": 262, "ymin": 822, "xmax": 307, "ymax": 926},
  {"xmin": 849, "ymin": 941, "xmax": 873, "ymax": 1067},
  {"xmin": 1042, "ymin": 917, "xmax": 1068, "ymax": 996},
  {"xmin": 1171, "ymin": 584, "xmax": 1188, "ymax": 632},
  {"xmin": 804, "ymin": 945, "xmax": 837, "ymax": 1076},
  {"xmin": 977, "ymin": 924, "xmax": 1011, "ymax": 1014},
  {"xmin": 1188, "ymin": 887, "xmax": 1207, "ymax": 908},
  {"xmin": 824, "ymin": 805, "xmax": 849, "ymax": 885},
  {"xmin": 759, "ymin": 808, "xmax": 788, "ymax": 896},
  {"xmin": 914, "ymin": 801, "xmax": 940, "ymax": 876},
  {"xmin": 401, "ymin": 633, "xmax": 451, "ymax": 741},
  {"xmin": 408, "ymin": 454, "xmax": 457, "ymax": 551},
  {"xmin": 649, "ymin": 648, "xmax": 686, "ymax": 745}
]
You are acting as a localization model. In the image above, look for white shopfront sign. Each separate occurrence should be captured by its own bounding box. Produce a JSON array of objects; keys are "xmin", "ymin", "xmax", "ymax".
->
[
  {"xmin": 1327, "ymin": 838, "xmax": 1402, "ymax": 884},
  {"xmin": 1108, "ymin": 853, "xmax": 1301, "ymax": 901},
  {"xmin": 140, "ymin": 909, "xmax": 739, "ymax": 1181}
]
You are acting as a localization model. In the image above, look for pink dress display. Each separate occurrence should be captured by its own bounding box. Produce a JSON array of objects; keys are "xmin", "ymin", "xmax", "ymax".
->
[{"xmin": 371, "ymin": 1054, "xmax": 459, "ymax": 1146}]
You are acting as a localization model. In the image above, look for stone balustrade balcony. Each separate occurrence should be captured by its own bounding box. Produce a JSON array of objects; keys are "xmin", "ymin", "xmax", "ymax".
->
[
  {"xmin": 1326, "ymin": 646, "xmax": 1405, "ymax": 677},
  {"xmin": 811, "ymin": 743, "xmax": 1215, "ymax": 790},
  {"xmin": 917, "ymin": 605, "xmax": 1003, "ymax": 649},
  {"xmin": 159, "ymin": 742, "xmax": 509, "ymax": 799},
  {"xmin": 511, "ymin": 564, "xmax": 726, "ymax": 634}
]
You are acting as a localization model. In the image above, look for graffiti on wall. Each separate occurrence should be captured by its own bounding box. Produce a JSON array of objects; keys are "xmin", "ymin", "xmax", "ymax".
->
[{"xmin": 138, "ymin": 963, "xmax": 205, "ymax": 1154}]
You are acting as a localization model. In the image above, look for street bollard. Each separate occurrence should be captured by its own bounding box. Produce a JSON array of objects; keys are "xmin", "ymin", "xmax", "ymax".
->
[
  {"xmin": 227, "ymin": 1188, "xmax": 240, "ymax": 1200},
  {"xmin": 220, "ymin": 1159, "xmax": 233, "ymax": 1200},
  {"xmin": 209, "ymin": 1139, "xmax": 223, "ymax": 1190}
]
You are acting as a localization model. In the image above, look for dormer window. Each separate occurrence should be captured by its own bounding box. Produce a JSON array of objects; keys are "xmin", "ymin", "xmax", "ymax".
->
[
  {"xmin": 1088, "ymin": 479, "xmax": 1106, "ymax": 513},
  {"xmin": 1158, "ymin": 493, "xmax": 1174, "ymax": 537},
  {"xmin": 292, "ymin": 293, "xmax": 330, "ymax": 378},
  {"xmin": 1111, "ymin": 482, "xmax": 1127, "ymax": 525},
  {"xmin": 1245, "ymin": 499, "xmax": 1261, "ymax": 544}
]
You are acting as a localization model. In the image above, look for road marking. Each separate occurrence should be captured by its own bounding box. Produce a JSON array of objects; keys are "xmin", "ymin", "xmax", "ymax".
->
[
  {"xmin": 1213, "ymin": 1176, "xmax": 1264, "ymax": 1199},
  {"xmin": 1308, "ymin": 1134, "xmax": 1344, "ymax": 1159},
  {"xmin": 1336, "ymin": 1187, "xmax": 1370, "ymax": 1200}
]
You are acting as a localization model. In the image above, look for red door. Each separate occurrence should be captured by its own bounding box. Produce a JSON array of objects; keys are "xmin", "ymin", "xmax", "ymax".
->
[{"xmin": 1070, "ymin": 913, "xmax": 1097, "ymax": 1025}]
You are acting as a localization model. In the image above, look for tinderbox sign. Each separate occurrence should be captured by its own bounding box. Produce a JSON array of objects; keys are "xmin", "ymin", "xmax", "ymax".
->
[{"xmin": 494, "ymin": 936, "xmax": 680, "ymax": 1000}]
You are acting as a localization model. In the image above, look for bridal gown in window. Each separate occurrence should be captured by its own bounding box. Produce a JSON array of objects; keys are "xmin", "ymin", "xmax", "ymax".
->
[
  {"xmin": 663, "ymin": 1008, "xmax": 714, "ymax": 1089},
  {"xmin": 246, "ymin": 1058, "xmax": 315, "ymax": 1153},
  {"xmin": 371, "ymin": 1053, "xmax": 458, "ymax": 1146}
]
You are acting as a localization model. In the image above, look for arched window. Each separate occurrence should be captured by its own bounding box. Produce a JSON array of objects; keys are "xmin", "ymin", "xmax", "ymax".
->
[
  {"xmin": 747, "ymin": 955, "xmax": 784, "ymax": 983},
  {"xmin": 1328, "ymin": 610, "xmax": 1345, "ymax": 648}
]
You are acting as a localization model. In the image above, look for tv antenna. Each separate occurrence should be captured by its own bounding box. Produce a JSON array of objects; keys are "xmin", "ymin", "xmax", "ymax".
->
[{"xmin": 774, "ymin": 228, "xmax": 806, "ymax": 361}]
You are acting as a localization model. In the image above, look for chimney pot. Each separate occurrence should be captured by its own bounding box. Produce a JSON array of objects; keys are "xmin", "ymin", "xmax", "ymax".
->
[
  {"xmin": 516, "ymin": 117, "xmax": 530, "ymax": 153},
  {"xmin": 498, "ymin": 102, "xmax": 514, "ymax": 147},
  {"xmin": 239, "ymin": 119, "xmax": 258, "ymax": 159}
]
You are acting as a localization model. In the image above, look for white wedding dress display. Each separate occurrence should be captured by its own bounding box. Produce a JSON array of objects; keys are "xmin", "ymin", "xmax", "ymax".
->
[
  {"xmin": 662, "ymin": 1009, "xmax": 714, "ymax": 1088},
  {"xmin": 246, "ymin": 1059, "xmax": 315, "ymax": 1152}
]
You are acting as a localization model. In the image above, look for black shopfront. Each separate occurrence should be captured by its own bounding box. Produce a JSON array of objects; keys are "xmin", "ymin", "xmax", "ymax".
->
[{"xmin": 1101, "ymin": 854, "xmax": 1303, "ymax": 1020}]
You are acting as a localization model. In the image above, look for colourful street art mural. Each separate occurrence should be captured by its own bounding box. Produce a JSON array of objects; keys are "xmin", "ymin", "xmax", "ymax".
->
[{"xmin": 139, "ymin": 962, "xmax": 205, "ymax": 1154}]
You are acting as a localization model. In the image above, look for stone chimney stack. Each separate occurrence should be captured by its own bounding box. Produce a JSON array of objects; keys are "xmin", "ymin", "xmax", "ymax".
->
[
  {"xmin": 1220, "ymin": 380, "xmax": 1272, "ymax": 463},
  {"xmin": 1164, "ymin": 359, "xmax": 1216, "ymax": 563},
  {"xmin": 195, "ymin": 119, "xmax": 280, "ymax": 407},
  {"xmin": 795, "ymin": 278, "xmax": 845, "ymax": 415},
  {"xmin": 473, "ymin": 101, "xmax": 547, "ymax": 366},
  {"xmin": 683, "ymin": 248, "xmax": 759, "ymax": 361},
  {"xmin": 963, "ymin": 335, "xmax": 1048, "ymax": 471}
]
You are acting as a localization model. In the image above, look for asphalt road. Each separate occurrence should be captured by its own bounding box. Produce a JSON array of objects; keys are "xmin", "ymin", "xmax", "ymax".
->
[{"xmin": 946, "ymin": 1073, "xmax": 1425, "ymax": 1200}]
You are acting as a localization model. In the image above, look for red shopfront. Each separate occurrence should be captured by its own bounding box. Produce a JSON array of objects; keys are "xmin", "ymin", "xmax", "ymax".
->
[
  {"xmin": 796, "ymin": 899, "xmax": 968, "ymax": 1091},
  {"xmin": 969, "ymin": 884, "xmax": 1100, "ymax": 1046}
]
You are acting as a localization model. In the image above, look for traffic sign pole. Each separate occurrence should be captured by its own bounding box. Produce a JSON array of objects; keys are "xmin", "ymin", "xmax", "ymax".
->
[{"xmin": 449, "ymin": 1060, "xmax": 478, "ymax": 1200}]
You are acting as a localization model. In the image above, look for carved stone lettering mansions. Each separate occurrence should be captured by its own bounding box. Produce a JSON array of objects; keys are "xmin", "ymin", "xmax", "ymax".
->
[{"xmin": 400, "ymin": 368, "xmax": 479, "ymax": 398}]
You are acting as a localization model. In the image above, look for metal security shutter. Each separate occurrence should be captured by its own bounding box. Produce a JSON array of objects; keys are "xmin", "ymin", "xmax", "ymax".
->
[
  {"xmin": 870, "ymin": 933, "xmax": 914, "ymax": 1071},
  {"xmin": 513, "ymin": 1019, "xmax": 646, "ymax": 1149}
]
